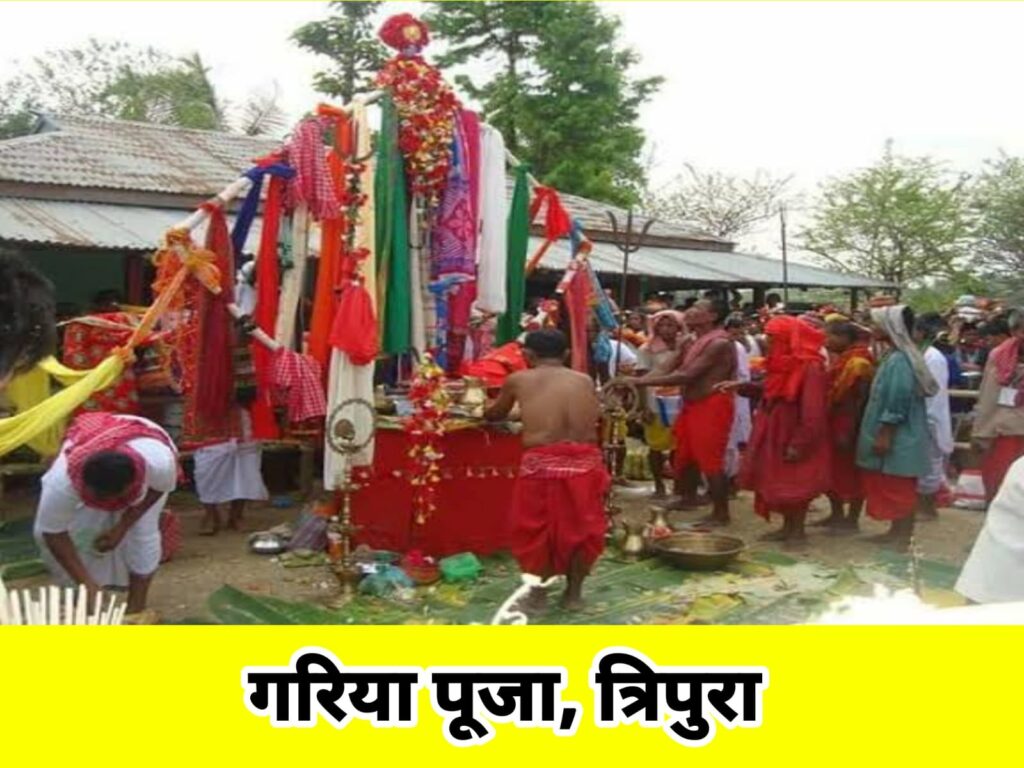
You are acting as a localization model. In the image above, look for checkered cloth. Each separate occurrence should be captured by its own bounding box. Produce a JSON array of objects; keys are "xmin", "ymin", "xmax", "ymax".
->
[
  {"xmin": 271, "ymin": 348, "xmax": 327, "ymax": 425},
  {"xmin": 285, "ymin": 117, "xmax": 341, "ymax": 221}
]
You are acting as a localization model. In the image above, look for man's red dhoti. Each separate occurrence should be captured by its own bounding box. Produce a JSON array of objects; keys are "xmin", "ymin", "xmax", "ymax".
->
[
  {"xmin": 862, "ymin": 470, "xmax": 918, "ymax": 521},
  {"xmin": 672, "ymin": 392, "xmax": 734, "ymax": 476},
  {"xmin": 982, "ymin": 435, "xmax": 1024, "ymax": 502},
  {"xmin": 509, "ymin": 442, "xmax": 611, "ymax": 577}
]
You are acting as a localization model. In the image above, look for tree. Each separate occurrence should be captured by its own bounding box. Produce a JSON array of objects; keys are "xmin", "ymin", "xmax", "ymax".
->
[
  {"xmin": 0, "ymin": 40, "xmax": 287, "ymax": 139},
  {"xmin": 292, "ymin": 1, "xmax": 387, "ymax": 104},
  {"xmin": 235, "ymin": 84, "xmax": 289, "ymax": 137},
  {"xmin": 426, "ymin": 1, "xmax": 662, "ymax": 206},
  {"xmin": 0, "ymin": 39, "xmax": 169, "ymax": 138},
  {"xmin": 801, "ymin": 143, "xmax": 971, "ymax": 287},
  {"xmin": 970, "ymin": 152, "xmax": 1024, "ymax": 280},
  {"xmin": 104, "ymin": 53, "xmax": 225, "ymax": 131},
  {"xmin": 643, "ymin": 164, "xmax": 793, "ymax": 241}
]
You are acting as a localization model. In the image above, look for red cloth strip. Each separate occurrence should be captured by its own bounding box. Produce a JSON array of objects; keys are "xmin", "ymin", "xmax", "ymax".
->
[{"xmin": 251, "ymin": 174, "xmax": 287, "ymax": 440}]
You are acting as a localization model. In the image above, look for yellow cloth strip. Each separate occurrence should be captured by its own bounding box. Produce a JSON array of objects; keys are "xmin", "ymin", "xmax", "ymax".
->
[
  {"xmin": 0, "ymin": 354, "xmax": 125, "ymax": 457},
  {"xmin": 0, "ymin": 229, "xmax": 219, "ymax": 458},
  {"xmin": 4, "ymin": 357, "xmax": 96, "ymax": 456}
]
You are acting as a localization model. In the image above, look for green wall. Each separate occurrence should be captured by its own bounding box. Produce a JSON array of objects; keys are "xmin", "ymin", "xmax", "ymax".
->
[{"xmin": 5, "ymin": 245, "xmax": 128, "ymax": 313}]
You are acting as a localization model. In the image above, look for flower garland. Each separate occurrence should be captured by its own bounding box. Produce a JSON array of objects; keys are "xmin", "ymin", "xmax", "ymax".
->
[
  {"xmin": 404, "ymin": 353, "xmax": 451, "ymax": 524},
  {"xmin": 376, "ymin": 14, "xmax": 460, "ymax": 210}
]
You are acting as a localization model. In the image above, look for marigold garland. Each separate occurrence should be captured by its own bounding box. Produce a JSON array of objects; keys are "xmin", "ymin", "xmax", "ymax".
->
[
  {"xmin": 404, "ymin": 353, "xmax": 450, "ymax": 524},
  {"xmin": 376, "ymin": 14, "xmax": 460, "ymax": 210}
]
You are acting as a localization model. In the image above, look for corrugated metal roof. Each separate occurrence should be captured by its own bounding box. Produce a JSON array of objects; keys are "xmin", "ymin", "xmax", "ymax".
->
[
  {"xmin": 0, "ymin": 115, "xmax": 279, "ymax": 195},
  {"xmin": 532, "ymin": 236, "xmax": 894, "ymax": 289},
  {"xmin": 0, "ymin": 114, "xmax": 727, "ymax": 248},
  {"xmin": 0, "ymin": 117, "xmax": 890, "ymax": 288},
  {"xmin": 0, "ymin": 198, "xmax": 262, "ymax": 252},
  {"xmin": 0, "ymin": 197, "xmax": 889, "ymax": 289}
]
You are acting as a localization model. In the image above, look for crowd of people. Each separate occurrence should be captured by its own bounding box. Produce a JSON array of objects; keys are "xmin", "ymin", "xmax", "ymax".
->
[
  {"xmin": 483, "ymin": 293, "xmax": 1024, "ymax": 610},
  {"xmin": 610, "ymin": 295, "xmax": 1024, "ymax": 543},
  {"xmin": 4, "ymin": 246, "xmax": 1024, "ymax": 615}
]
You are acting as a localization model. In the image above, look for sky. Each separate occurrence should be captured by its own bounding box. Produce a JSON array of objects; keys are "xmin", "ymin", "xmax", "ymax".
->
[{"xmin": 3, "ymin": 0, "xmax": 1024, "ymax": 259}]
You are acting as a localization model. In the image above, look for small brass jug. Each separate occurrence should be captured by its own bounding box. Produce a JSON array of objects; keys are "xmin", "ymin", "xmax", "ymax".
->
[
  {"xmin": 648, "ymin": 506, "xmax": 670, "ymax": 530},
  {"xmin": 620, "ymin": 521, "xmax": 647, "ymax": 561}
]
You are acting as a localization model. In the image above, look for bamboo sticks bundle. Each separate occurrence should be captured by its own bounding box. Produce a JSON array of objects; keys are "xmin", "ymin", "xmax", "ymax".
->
[{"xmin": 0, "ymin": 581, "xmax": 127, "ymax": 626}]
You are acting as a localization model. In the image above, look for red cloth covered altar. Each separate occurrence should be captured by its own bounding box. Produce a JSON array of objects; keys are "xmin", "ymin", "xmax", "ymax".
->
[{"xmin": 353, "ymin": 427, "xmax": 522, "ymax": 557}]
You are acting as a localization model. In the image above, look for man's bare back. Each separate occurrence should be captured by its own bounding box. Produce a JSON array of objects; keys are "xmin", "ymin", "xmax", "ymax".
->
[{"xmin": 486, "ymin": 365, "xmax": 600, "ymax": 448}]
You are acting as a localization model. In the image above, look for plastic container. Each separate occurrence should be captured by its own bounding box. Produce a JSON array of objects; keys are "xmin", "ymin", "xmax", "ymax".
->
[
  {"xmin": 439, "ymin": 553, "xmax": 483, "ymax": 583},
  {"xmin": 358, "ymin": 565, "xmax": 414, "ymax": 596}
]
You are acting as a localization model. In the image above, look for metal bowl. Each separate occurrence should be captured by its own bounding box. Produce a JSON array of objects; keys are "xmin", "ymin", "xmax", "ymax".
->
[
  {"xmin": 249, "ymin": 533, "xmax": 287, "ymax": 555},
  {"xmin": 651, "ymin": 533, "xmax": 745, "ymax": 571}
]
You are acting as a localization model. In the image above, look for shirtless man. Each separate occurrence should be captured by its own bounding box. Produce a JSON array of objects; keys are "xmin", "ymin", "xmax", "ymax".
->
[
  {"xmin": 485, "ymin": 329, "xmax": 610, "ymax": 611},
  {"xmin": 631, "ymin": 299, "xmax": 737, "ymax": 526}
]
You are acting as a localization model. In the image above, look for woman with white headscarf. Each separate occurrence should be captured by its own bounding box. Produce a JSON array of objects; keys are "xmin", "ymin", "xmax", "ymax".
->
[{"xmin": 855, "ymin": 305, "xmax": 938, "ymax": 548}]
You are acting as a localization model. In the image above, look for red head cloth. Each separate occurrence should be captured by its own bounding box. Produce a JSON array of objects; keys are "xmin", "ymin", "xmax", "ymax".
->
[
  {"xmin": 379, "ymin": 13, "xmax": 430, "ymax": 54},
  {"xmin": 64, "ymin": 413, "xmax": 176, "ymax": 512},
  {"xmin": 764, "ymin": 315, "xmax": 826, "ymax": 402}
]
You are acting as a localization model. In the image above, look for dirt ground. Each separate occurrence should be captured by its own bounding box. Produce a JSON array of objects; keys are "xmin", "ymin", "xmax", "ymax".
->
[{"xmin": 3, "ymin": 483, "xmax": 984, "ymax": 623}]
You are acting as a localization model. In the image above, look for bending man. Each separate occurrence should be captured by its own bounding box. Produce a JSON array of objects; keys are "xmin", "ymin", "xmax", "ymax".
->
[{"xmin": 33, "ymin": 412, "xmax": 178, "ymax": 614}]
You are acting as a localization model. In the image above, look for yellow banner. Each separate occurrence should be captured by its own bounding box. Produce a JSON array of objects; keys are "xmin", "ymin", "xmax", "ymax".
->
[{"xmin": 2, "ymin": 626, "xmax": 1019, "ymax": 762}]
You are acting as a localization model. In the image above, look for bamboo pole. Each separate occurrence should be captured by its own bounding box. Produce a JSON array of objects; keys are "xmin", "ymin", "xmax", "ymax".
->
[
  {"xmin": 274, "ymin": 203, "xmax": 311, "ymax": 347},
  {"xmin": 164, "ymin": 90, "xmax": 386, "ymax": 354},
  {"xmin": 504, "ymin": 148, "xmax": 542, "ymax": 189}
]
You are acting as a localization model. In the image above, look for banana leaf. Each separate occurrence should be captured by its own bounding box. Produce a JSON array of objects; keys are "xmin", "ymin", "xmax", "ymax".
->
[
  {"xmin": 868, "ymin": 550, "xmax": 961, "ymax": 590},
  {"xmin": 0, "ymin": 518, "xmax": 39, "ymax": 566},
  {"xmin": 0, "ymin": 559, "xmax": 47, "ymax": 582},
  {"xmin": 208, "ymin": 585, "xmax": 341, "ymax": 625}
]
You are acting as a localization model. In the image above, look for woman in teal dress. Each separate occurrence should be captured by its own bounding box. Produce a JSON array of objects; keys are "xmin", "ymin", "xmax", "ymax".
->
[{"xmin": 856, "ymin": 305, "xmax": 938, "ymax": 548}]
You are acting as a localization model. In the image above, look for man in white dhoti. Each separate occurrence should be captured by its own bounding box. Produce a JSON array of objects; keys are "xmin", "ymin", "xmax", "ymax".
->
[
  {"xmin": 956, "ymin": 455, "xmax": 1024, "ymax": 603},
  {"xmin": 724, "ymin": 316, "xmax": 753, "ymax": 480},
  {"xmin": 914, "ymin": 313, "xmax": 954, "ymax": 519},
  {"xmin": 194, "ymin": 407, "xmax": 268, "ymax": 535},
  {"xmin": 33, "ymin": 412, "xmax": 178, "ymax": 613}
]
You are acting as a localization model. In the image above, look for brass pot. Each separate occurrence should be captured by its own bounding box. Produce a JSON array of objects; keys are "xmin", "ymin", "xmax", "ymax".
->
[
  {"xmin": 651, "ymin": 533, "xmax": 745, "ymax": 571},
  {"xmin": 648, "ymin": 506, "xmax": 670, "ymax": 530},
  {"xmin": 620, "ymin": 521, "xmax": 648, "ymax": 561}
]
